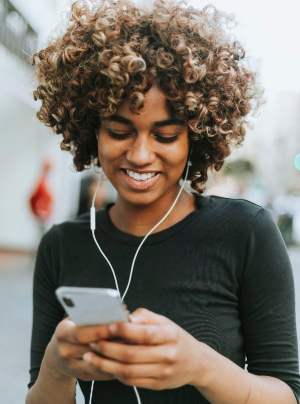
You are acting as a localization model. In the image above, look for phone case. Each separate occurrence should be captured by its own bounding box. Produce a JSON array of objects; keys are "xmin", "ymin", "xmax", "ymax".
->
[{"xmin": 55, "ymin": 287, "xmax": 129, "ymax": 326}]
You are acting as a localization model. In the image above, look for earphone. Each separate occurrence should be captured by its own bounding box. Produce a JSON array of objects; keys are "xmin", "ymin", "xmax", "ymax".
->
[{"xmin": 89, "ymin": 151, "xmax": 192, "ymax": 404}]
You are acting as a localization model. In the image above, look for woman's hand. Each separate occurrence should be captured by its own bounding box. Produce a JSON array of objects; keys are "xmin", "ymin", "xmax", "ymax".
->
[
  {"xmin": 46, "ymin": 317, "xmax": 120, "ymax": 382},
  {"xmin": 82, "ymin": 308, "xmax": 205, "ymax": 390}
]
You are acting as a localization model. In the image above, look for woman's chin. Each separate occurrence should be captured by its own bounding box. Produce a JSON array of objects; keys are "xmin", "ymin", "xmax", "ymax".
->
[{"xmin": 118, "ymin": 192, "xmax": 160, "ymax": 208}]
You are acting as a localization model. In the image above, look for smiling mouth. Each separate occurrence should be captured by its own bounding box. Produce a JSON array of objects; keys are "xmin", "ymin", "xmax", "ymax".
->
[{"xmin": 122, "ymin": 169, "xmax": 160, "ymax": 182}]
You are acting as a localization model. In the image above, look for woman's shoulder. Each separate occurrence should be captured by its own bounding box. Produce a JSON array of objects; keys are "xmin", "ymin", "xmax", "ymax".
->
[
  {"xmin": 196, "ymin": 194, "xmax": 275, "ymax": 234},
  {"xmin": 40, "ymin": 208, "xmax": 107, "ymax": 247},
  {"xmin": 55, "ymin": 211, "xmax": 91, "ymax": 232},
  {"xmin": 197, "ymin": 194, "xmax": 266, "ymax": 217},
  {"xmin": 54, "ymin": 207, "xmax": 107, "ymax": 233}
]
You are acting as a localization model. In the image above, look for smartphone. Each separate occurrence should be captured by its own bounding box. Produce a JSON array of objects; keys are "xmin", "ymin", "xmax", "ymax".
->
[{"xmin": 55, "ymin": 286, "xmax": 129, "ymax": 326}]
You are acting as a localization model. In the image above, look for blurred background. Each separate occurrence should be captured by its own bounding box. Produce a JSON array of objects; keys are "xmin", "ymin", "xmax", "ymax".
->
[{"xmin": 0, "ymin": 0, "xmax": 299, "ymax": 403}]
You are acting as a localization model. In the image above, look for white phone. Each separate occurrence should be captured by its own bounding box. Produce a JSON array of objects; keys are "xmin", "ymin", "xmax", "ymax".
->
[{"xmin": 55, "ymin": 286, "xmax": 129, "ymax": 326}]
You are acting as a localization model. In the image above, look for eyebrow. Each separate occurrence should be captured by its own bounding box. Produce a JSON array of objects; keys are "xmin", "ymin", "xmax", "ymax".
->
[{"xmin": 107, "ymin": 115, "xmax": 186, "ymax": 128}]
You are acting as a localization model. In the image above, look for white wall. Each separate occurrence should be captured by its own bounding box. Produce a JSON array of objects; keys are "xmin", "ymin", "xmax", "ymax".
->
[
  {"xmin": 0, "ymin": 44, "xmax": 83, "ymax": 251},
  {"xmin": 9, "ymin": 0, "xmax": 56, "ymax": 42}
]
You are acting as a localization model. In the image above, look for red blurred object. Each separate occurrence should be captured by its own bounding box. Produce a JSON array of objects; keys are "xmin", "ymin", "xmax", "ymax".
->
[{"xmin": 29, "ymin": 161, "xmax": 53, "ymax": 221}]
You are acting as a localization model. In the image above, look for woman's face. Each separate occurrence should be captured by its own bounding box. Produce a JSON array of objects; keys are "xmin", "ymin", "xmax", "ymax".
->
[{"xmin": 97, "ymin": 86, "xmax": 189, "ymax": 207}]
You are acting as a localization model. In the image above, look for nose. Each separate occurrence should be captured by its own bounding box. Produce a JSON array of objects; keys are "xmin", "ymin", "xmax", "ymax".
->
[{"xmin": 125, "ymin": 134, "xmax": 156, "ymax": 167}]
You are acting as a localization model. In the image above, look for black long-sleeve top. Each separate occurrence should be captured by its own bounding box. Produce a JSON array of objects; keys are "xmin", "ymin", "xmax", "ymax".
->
[{"xmin": 28, "ymin": 195, "xmax": 300, "ymax": 403}]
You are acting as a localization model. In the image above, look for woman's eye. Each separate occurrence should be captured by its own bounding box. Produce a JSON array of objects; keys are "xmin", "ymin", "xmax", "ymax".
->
[
  {"xmin": 107, "ymin": 130, "xmax": 131, "ymax": 140},
  {"xmin": 107, "ymin": 130, "xmax": 179, "ymax": 143},
  {"xmin": 155, "ymin": 134, "xmax": 179, "ymax": 143}
]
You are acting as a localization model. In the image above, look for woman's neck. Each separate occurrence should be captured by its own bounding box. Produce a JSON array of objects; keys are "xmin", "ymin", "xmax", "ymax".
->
[{"xmin": 109, "ymin": 190, "xmax": 196, "ymax": 236}]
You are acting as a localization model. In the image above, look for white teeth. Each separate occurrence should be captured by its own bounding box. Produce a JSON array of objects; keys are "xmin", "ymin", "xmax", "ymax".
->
[{"xmin": 126, "ymin": 170, "xmax": 157, "ymax": 181}]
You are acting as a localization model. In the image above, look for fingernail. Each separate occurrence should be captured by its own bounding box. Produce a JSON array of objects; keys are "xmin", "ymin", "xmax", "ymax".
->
[
  {"xmin": 89, "ymin": 343, "xmax": 97, "ymax": 350},
  {"xmin": 129, "ymin": 314, "xmax": 137, "ymax": 322},
  {"xmin": 83, "ymin": 353, "xmax": 92, "ymax": 363},
  {"xmin": 108, "ymin": 323, "xmax": 117, "ymax": 334}
]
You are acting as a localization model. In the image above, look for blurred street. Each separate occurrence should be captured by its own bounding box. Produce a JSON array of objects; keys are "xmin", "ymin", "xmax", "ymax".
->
[
  {"xmin": 0, "ymin": 252, "xmax": 86, "ymax": 404},
  {"xmin": 1, "ymin": 247, "xmax": 300, "ymax": 404}
]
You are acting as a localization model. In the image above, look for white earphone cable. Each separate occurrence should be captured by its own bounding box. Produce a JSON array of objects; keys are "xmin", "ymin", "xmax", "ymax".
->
[
  {"xmin": 121, "ymin": 161, "xmax": 191, "ymax": 303},
  {"xmin": 89, "ymin": 160, "xmax": 191, "ymax": 404},
  {"xmin": 88, "ymin": 380, "xmax": 95, "ymax": 404}
]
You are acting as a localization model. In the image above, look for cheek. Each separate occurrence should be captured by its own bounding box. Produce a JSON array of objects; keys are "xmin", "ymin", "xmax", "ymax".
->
[
  {"xmin": 164, "ymin": 141, "xmax": 189, "ymax": 172},
  {"xmin": 97, "ymin": 139, "xmax": 123, "ymax": 167}
]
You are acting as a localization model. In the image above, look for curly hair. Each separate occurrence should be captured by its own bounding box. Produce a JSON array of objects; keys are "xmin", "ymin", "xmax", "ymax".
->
[{"xmin": 32, "ymin": 0, "xmax": 262, "ymax": 193}]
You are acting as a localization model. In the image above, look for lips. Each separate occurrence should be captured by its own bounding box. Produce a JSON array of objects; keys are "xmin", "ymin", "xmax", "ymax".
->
[{"xmin": 120, "ymin": 169, "xmax": 161, "ymax": 191}]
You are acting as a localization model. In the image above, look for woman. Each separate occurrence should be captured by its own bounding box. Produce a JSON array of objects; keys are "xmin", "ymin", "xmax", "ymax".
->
[{"xmin": 26, "ymin": 0, "xmax": 300, "ymax": 403}]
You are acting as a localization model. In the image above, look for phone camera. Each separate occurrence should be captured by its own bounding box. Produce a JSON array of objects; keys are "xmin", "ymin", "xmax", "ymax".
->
[{"xmin": 63, "ymin": 297, "xmax": 75, "ymax": 307}]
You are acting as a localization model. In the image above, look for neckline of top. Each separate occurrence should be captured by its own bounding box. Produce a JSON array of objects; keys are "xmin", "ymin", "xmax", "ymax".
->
[{"xmin": 96, "ymin": 194, "xmax": 210, "ymax": 246}]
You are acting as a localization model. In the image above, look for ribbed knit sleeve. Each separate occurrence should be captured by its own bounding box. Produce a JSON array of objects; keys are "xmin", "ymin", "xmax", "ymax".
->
[
  {"xmin": 238, "ymin": 208, "xmax": 300, "ymax": 403},
  {"xmin": 28, "ymin": 225, "xmax": 65, "ymax": 389}
]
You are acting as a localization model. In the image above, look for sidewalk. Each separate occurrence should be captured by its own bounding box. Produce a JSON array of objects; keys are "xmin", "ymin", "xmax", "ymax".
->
[{"xmin": 0, "ymin": 253, "xmax": 84, "ymax": 404}]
